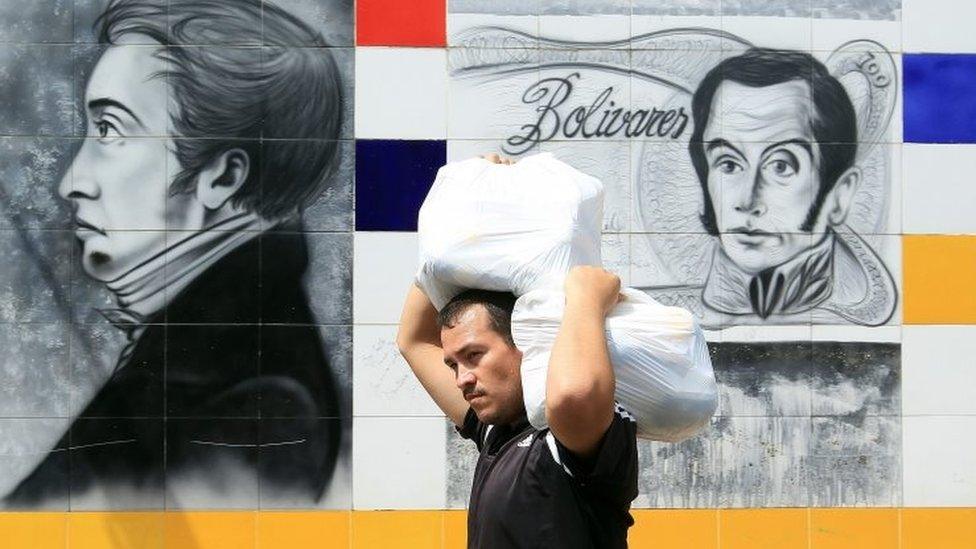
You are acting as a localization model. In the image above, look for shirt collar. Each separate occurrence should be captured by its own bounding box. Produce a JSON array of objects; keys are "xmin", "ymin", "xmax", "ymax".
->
[{"xmin": 702, "ymin": 230, "xmax": 836, "ymax": 319}]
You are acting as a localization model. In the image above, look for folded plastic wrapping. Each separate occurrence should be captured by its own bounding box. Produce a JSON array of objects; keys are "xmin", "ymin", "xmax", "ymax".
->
[
  {"xmin": 512, "ymin": 288, "xmax": 718, "ymax": 442},
  {"xmin": 416, "ymin": 153, "xmax": 604, "ymax": 310}
]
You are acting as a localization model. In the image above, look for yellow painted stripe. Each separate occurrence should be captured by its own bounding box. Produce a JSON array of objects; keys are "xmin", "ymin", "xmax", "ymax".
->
[
  {"xmin": 902, "ymin": 508, "xmax": 976, "ymax": 549},
  {"xmin": 904, "ymin": 235, "xmax": 976, "ymax": 324},
  {"xmin": 719, "ymin": 508, "xmax": 808, "ymax": 549},
  {"xmin": 629, "ymin": 509, "xmax": 718, "ymax": 548},
  {"xmin": 351, "ymin": 510, "xmax": 441, "ymax": 549},
  {"xmin": 1, "ymin": 509, "xmax": 975, "ymax": 548},
  {"xmin": 811, "ymin": 508, "xmax": 899, "ymax": 549}
]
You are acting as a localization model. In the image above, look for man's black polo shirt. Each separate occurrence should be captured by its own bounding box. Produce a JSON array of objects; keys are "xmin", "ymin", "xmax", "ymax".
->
[{"xmin": 458, "ymin": 404, "xmax": 638, "ymax": 548}]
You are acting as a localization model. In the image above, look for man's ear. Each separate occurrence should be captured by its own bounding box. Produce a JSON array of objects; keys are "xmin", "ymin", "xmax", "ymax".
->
[
  {"xmin": 824, "ymin": 166, "xmax": 860, "ymax": 226},
  {"xmin": 195, "ymin": 148, "xmax": 250, "ymax": 211}
]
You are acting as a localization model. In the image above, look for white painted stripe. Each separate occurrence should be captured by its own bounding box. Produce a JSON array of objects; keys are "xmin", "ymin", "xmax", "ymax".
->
[
  {"xmin": 905, "ymin": 0, "xmax": 976, "ymax": 53},
  {"xmin": 355, "ymin": 47, "xmax": 448, "ymax": 139},
  {"xmin": 903, "ymin": 144, "xmax": 976, "ymax": 234},
  {"xmin": 903, "ymin": 415, "xmax": 976, "ymax": 506},
  {"xmin": 903, "ymin": 326, "xmax": 976, "ymax": 415},
  {"xmin": 352, "ymin": 417, "xmax": 447, "ymax": 509},
  {"xmin": 353, "ymin": 232, "xmax": 419, "ymax": 325}
]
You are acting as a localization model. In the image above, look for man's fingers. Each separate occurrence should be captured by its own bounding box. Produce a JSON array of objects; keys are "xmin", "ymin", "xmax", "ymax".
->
[{"xmin": 480, "ymin": 153, "xmax": 515, "ymax": 165}]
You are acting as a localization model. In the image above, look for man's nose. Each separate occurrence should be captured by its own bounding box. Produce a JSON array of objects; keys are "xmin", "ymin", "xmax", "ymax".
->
[
  {"xmin": 733, "ymin": 169, "xmax": 767, "ymax": 217},
  {"xmin": 58, "ymin": 143, "xmax": 99, "ymax": 202},
  {"xmin": 456, "ymin": 369, "xmax": 476, "ymax": 390}
]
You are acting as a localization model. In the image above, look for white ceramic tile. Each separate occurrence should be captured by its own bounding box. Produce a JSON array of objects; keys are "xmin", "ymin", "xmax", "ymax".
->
[
  {"xmin": 808, "ymin": 233, "xmax": 902, "ymax": 327},
  {"xmin": 447, "ymin": 47, "xmax": 540, "ymax": 141},
  {"xmin": 631, "ymin": 16, "xmax": 724, "ymax": 46},
  {"xmin": 719, "ymin": 325, "xmax": 812, "ymax": 343},
  {"xmin": 0, "ymin": 418, "xmax": 70, "ymax": 509},
  {"xmin": 353, "ymin": 324, "xmax": 444, "ymax": 417},
  {"xmin": 355, "ymin": 48, "xmax": 447, "ymax": 139},
  {"xmin": 722, "ymin": 16, "xmax": 812, "ymax": 52},
  {"xmin": 812, "ymin": 18, "xmax": 901, "ymax": 54},
  {"xmin": 352, "ymin": 416, "xmax": 446, "ymax": 509},
  {"xmin": 448, "ymin": 13, "xmax": 539, "ymax": 48},
  {"xmin": 542, "ymin": 140, "xmax": 632, "ymax": 232},
  {"xmin": 867, "ymin": 233, "xmax": 902, "ymax": 326},
  {"xmin": 903, "ymin": 415, "xmax": 976, "ymax": 506},
  {"xmin": 629, "ymin": 233, "xmax": 715, "ymax": 288},
  {"xmin": 883, "ymin": 143, "xmax": 902, "ymax": 234},
  {"xmin": 903, "ymin": 326, "xmax": 976, "ymax": 415},
  {"xmin": 811, "ymin": 325, "xmax": 901, "ymax": 342},
  {"xmin": 629, "ymin": 141, "xmax": 708, "ymax": 235},
  {"xmin": 904, "ymin": 0, "xmax": 976, "ymax": 53},
  {"xmin": 353, "ymin": 232, "xmax": 419, "ymax": 324},
  {"xmin": 887, "ymin": 52, "xmax": 903, "ymax": 144},
  {"xmin": 447, "ymin": 139, "xmax": 533, "ymax": 162},
  {"xmin": 601, "ymin": 233, "xmax": 631, "ymax": 286},
  {"xmin": 813, "ymin": 232, "xmax": 901, "ymax": 327},
  {"xmin": 539, "ymin": 15, "xmax": 630, "ymax": 46},
  {"xmin": 813, "ymin": 48, "xmax": 902, "ymax": 145},
  {"xmin": 903, "ymin": 144, "xmax": 976, "ymax": 234}
]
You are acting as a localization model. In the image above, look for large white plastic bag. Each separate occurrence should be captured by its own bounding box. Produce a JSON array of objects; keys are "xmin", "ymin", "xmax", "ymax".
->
[
  {"xmin": 416, "ymin": 153, "xmax": 604, "ymax": 310},
  {"xmin": 512, "ymin": 288, "xmax": 718, "ymax": 442}
]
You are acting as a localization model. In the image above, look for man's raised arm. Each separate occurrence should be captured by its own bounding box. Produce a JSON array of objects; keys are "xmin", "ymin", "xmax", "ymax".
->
[
  {"xmin": 545, "ymin": 266, "xmax": 620, "ymax": 459},
  {"xmin": 396, "ymin": 284, "xmax": 470, "ymax": 427}
]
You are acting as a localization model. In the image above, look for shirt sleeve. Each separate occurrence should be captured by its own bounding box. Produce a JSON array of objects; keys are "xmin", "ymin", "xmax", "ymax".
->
[
  {"xmin": 456, "ymin": 407, "xmax": 489, "ymax": 452},
  {"xmin": 552, "ymin": 404, "xmax": 639, "ymax": 507}
]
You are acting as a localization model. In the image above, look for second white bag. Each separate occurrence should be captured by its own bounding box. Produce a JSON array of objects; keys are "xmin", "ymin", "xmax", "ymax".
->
[{"xmin": 512, "ymin": 287, "xmax": 718, "ymax": 442}]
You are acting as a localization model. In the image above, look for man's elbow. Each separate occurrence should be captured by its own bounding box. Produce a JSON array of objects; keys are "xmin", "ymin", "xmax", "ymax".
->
[
  {"xmin": 545, "ymin": 382, "xmax": 613, "ymax": 430},
  {"xmin": 395, "ymin": 327, "xmax": 413, "ymax": 357}
]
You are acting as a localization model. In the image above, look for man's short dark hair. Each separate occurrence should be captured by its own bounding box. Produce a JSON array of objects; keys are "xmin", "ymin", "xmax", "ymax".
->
[
  {"xmin": 97, "ymin": 0, "xmax": 342, "ymax": 220},
  {"xmin": 438, "ymin": 290, "xmax": 518, "ymax": 348},
  {"xmin": 688, "ymin": 48, "xmax": 858, "ymax": 235}
]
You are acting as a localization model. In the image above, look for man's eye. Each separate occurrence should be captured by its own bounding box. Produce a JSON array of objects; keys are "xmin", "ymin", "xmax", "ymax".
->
[
  {"xmin": 94, "ymin": 120, "xmax": 120, "ymax": 141},
  {"xmin": 716, "ymin": 159, "xmax": 742, "ymax": 174},
  {"xmin": 763, "ymin": 158, "xmax": 797, "ymax": 177}
]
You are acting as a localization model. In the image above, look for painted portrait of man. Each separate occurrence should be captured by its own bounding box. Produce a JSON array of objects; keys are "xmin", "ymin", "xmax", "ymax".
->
[
  {"xmin": 685, "ymin": 48, "xmax": 897, "ymax": 326},
  {"xmin": 3, "ymin": 0, "xmax": 348, "ymax": 507}
]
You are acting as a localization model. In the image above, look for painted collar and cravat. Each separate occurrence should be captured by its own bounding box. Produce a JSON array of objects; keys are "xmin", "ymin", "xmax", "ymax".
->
[
  {"xmin": 97, "ymin": 213, "xmax": 265, "ymax": 365},
  {"xmin": 702, "ymin": 231, "xmax": 836, "ymax": 319}
]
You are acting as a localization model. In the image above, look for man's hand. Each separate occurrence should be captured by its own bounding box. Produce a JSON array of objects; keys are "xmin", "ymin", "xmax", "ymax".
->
[
  {"xmin": 545, "ymin": 266, "xmax": 621, "ymax": 459},
  {"xmin": 480, "ymin": 153, "xmax": 515, "ymax": 165},
  {"xmin": 564, "ymin": 265, "xmax": 621, "ymax": 318}
]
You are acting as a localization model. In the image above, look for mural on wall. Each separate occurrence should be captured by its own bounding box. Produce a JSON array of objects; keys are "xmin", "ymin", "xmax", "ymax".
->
[
  {"xmin": 452, "ymin": 28, "xmax": 899, "ymax": 328},
  {"xmin": 446, "ymin": 7, "xmax": 901, "ymax": 508},
  {"xmin": 0, "ymin": 0, "xmax": 353, "ymax": 509}
]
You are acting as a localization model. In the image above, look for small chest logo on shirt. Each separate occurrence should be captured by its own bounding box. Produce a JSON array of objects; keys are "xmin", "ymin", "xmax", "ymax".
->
[{"xmin": 516, "ymin": 434, "xmax": 533, "ymax": 448}]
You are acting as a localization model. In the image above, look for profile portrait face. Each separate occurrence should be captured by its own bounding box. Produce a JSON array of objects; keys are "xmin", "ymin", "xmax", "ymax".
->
[
  {"xmin": 59, "ymin": 36, "xmax": 189, "ymax": 282},
  {"xmin": 441, "ymin": 304, "xmax": 525, "ymax": 426},
  {"xmin": 57, "ymin": 0, "xmax": 344, "ymax": 285},
  {"xmin": 703, "ymin": 79, "xmax": 825, "ymax": 274}
]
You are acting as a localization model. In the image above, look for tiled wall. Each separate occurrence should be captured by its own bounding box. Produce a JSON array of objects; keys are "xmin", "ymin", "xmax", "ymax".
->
[{"xmin": 2, "ymin": 0, "xmax": 975, "ymax": 547}]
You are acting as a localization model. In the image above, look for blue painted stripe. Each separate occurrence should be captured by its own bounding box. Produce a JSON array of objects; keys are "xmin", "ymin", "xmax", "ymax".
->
[
  {"xmin": 904, "ymin": 54, "xmax": 976, "ymax": 143},
  {"xmin": 355, "ymin": 139, "xmax": 446, "ymax": 231}
]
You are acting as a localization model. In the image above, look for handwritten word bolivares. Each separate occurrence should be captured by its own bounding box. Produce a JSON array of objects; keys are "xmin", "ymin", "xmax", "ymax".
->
[{"xmin": 505, "ymin": 72, "xmax": 689, "ymax": 154}]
